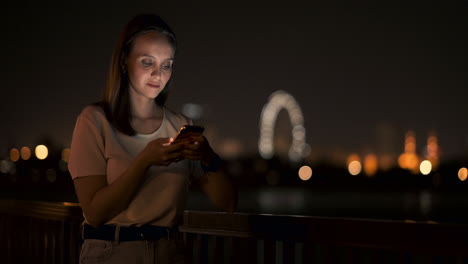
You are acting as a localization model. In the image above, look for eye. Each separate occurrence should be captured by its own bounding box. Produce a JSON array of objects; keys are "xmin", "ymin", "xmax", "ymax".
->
[
  {"xmin": 141, "ymin": 58, "xmax": 153, "ymax": 67},
  {"xmin": 161, "ymin": 62, "xmax": 172, "ymax": 71}
]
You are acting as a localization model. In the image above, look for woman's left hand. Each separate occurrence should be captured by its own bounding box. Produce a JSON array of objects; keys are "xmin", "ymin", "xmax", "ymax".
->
[{"xmin": 181, "ymin": 133, "xmax": 216, "ymax": 167}]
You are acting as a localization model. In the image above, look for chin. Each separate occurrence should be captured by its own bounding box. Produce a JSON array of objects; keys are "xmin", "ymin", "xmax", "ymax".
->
[{"xmin": 147, "ymin": 91, "xmax": 162, "ymax": 99}]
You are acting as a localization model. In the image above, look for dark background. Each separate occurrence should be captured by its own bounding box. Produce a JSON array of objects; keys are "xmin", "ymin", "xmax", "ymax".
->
[
  {"xmin": 1, "ymin": 1, "xmax": 467, "ymax": 160},
  {"xmin": 1, "ymin": 1, "xmax": 467, "ymax": 223}
]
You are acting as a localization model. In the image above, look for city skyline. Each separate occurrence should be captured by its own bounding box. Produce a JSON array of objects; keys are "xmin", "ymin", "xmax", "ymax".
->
[
  {"xmin": 0, "ymin": 97, "xmax": 455, "ymax": 173},
  {"xmin": 1, "ymin": 2, "xmax": 467, "ymax": 164}
]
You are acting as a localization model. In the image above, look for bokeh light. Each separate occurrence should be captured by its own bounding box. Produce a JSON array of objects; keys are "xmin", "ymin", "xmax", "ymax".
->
[
  {"xmin": 298, "ymin": 165, "xmax": 312, "ymax": 181},
  {"xmin": 398, "ymin": 153, "xmax": 420, "ymax": 172},
  {"xmin": 364, "ymin": 154, "xmax": 378, "ymax": 177},
  {"xmin": 62, "ymin": 148, "xmax": 71, "ymax": 162},
  {"xmin": 458, "ymin": 167, "xmax": 468, "ymax": 181},
  {"xmin": 20, "ymin": 147, "xmax": 31, "ymax": 160},
  {"xmin": 1, "ymin": 160, "xmax": 10, "ymax": 174},
  {"xmin": 347, "ymin": 154, "xmax": 362, "ymax": 176},
  {"xmin": 419, "ymin": 160, "xmax": 432, "ymax": 175},
  {"xmin": 9, "ymin": 148, "xmax": 20, "ymax": 162},
  {"xmin": 35, "ymin": 145, "xmax": 48, "ymax": 160},
  {"xmin": 182, "ymin": 103, "xmax": 203, "ymax": 120},
  {"xmin": 348, "ymin": 161, "xmax": 362, "ymax": 176},
  {"xmin": 398, "ymin": 131, "xmax": 420, "ymax": 173},
  {"xmin": 0, "ymin": 160, "xmax": 15, "ymax": 175},
  {"xmin": 426, "ymin": 133, "xmax": 439, "ymax": 169}
]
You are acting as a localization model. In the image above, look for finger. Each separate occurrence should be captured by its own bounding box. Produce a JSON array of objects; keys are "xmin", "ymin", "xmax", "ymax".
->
[
  {"xmin": 191, "ymin": 136, "xmax": 211, "ymax": 150},
  {"xmin": 161, "ymin": 138, "xmax": 174, "ymax": 146},
  {"xmin": 155, "ymin": 137, "xmax": 172, "ymax": 144},
  {"xmin": 166, "ymin": 139, "xmax": 192, "ymax": 152},
  {"xmin": 183, "ymin": 142, "xmax": 202, "ymax": 151},
  {"xmin": 171, "ymin": 137, "xmax": 192, "ymax": 146},
  {"xmin": 189, "ymin": 134, "xmax": 205, "ymax": 142},
  {"xmin": 181, "ymin": 147, "xmax": 197, "ymax": 155}
]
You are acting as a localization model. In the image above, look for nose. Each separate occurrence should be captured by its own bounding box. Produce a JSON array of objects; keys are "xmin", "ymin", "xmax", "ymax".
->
[{"xmin": 151, "ymin": 66, "xmax": 161, "ymax": 78}]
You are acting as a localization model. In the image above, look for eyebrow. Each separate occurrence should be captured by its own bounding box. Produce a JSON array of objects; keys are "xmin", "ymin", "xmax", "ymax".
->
[{"xmin": 141, "ymin": 54, "xmax": 174, "ymax": 61}]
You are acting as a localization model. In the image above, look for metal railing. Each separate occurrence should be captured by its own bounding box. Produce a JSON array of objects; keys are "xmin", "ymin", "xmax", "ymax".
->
[
  {"xmin": 181, "ymin": 211, "xmax": 468, "ymax": 263},
  {"xmin": 0, "ymin": 200, "xmax": 83, "ymax": 264},
  {"xmin": 1, "ymin": 200, "xmax": 468, "ymax": 263}
]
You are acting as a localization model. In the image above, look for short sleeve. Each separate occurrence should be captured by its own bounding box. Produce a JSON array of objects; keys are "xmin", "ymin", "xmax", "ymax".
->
[{"xmin": 68, "ymin": 114, "xmax": 107, "ymax": 179}]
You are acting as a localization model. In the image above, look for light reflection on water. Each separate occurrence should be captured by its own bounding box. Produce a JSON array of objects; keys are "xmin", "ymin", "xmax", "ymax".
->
[{"xmin": 186, "ymin": 187, "xmax": 468, "ymax": 223}]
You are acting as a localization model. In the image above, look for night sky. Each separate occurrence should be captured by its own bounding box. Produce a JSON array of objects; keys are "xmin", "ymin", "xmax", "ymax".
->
[{"xmin": 1, "ymin": 1, "xmax": 467, "ymax": 163}]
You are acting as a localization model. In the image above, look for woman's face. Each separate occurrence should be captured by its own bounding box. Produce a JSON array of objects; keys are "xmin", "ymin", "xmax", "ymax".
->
[{"xmin": 125, "ymin": 31, "xmax": 174, "ymax": 102}]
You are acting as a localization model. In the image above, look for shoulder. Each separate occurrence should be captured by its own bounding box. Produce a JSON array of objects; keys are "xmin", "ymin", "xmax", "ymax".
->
[{"xmin": 76, "ymin": 104, "xmax": 108, "ymax": 128}]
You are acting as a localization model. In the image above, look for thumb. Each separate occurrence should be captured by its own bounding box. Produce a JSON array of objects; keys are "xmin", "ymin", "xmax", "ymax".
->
[{"xmin": 157, "ymin": 137, "xmax": 173, "ymax": 146}]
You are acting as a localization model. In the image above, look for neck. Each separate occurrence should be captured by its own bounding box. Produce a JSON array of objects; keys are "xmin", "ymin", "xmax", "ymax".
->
[{"xmin": 129, "ymin": 95, "xmax": 162, "ymax": 120}]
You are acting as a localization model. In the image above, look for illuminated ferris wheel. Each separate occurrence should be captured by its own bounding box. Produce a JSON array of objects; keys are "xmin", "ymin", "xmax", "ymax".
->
[{"xmin": 258, "ymin": 90, "xmax": 307, "ymax": 162}]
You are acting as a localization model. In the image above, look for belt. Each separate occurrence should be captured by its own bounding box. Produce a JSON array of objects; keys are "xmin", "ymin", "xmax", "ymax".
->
[{"xmin": 83, "ymin": 224, "xmax": 177, "ymax": 241}]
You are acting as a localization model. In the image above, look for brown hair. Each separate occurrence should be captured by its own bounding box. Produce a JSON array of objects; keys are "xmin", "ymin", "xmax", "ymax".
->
[{"xmin": 100, "ymin": 14, "xmax": 177, "ymax": 135}]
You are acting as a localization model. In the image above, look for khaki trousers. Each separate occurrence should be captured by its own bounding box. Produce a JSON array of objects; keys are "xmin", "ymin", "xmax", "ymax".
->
[{"xmin": 79, "ymin": 234, "xmax": 187, "ymax": 264}]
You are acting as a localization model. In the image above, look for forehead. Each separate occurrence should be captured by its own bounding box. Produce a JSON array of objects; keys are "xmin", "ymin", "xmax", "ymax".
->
[{"xmin": 130, "ymin": 31, "xmax": 174, "ymax": 57}]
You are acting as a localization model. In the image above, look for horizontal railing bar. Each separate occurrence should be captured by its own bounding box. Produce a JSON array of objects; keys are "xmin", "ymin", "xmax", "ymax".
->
[
  {"xmin": 0, "ymin": 200, "xmax": 82, "ymax": 221},
  {"xmin": 179, "ymin": 227, "xmax": 252, "ymax": 238},
  {"xmin": 182, "ymin": 210, "xmax": 468, "ymax": 256}
]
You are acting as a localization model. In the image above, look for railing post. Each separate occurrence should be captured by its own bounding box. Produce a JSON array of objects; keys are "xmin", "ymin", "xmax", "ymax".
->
[{"xmin": 0, "ymin": 200, "xmax": 84, "ymax": 263}]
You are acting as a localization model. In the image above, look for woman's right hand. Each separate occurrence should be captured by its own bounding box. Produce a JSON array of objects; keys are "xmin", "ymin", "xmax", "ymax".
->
[{"xmin": 139, "ymin": 137, "xmax": 185, "ymax": 167}]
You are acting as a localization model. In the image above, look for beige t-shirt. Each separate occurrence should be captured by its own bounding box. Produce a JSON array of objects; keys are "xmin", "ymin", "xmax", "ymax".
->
[{"xmin": 68, "ymin": 105, "xmax": 203, "ymax": 227}]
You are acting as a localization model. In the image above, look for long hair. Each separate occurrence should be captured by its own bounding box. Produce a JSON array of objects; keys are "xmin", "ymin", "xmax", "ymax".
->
[{"xmin": 100, "ymin": 14, "xmax": 177, "ymax": 135}]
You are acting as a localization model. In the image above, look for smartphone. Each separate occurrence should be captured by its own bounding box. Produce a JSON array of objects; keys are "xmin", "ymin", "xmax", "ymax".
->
[{"xmin": 171, "ymin": 125, "xmax": 204, "ymax": 144}]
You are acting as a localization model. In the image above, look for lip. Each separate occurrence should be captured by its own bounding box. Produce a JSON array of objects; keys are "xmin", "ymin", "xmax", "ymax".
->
[{"xmin": 147, "ymin": 83, "xmax": 160, "ymax": 88}]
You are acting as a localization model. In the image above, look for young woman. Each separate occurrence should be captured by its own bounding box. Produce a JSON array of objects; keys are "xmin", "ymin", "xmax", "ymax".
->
[{"xmin": 68, "ymin": 13, "xmax": 237, "ymax": 263}]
